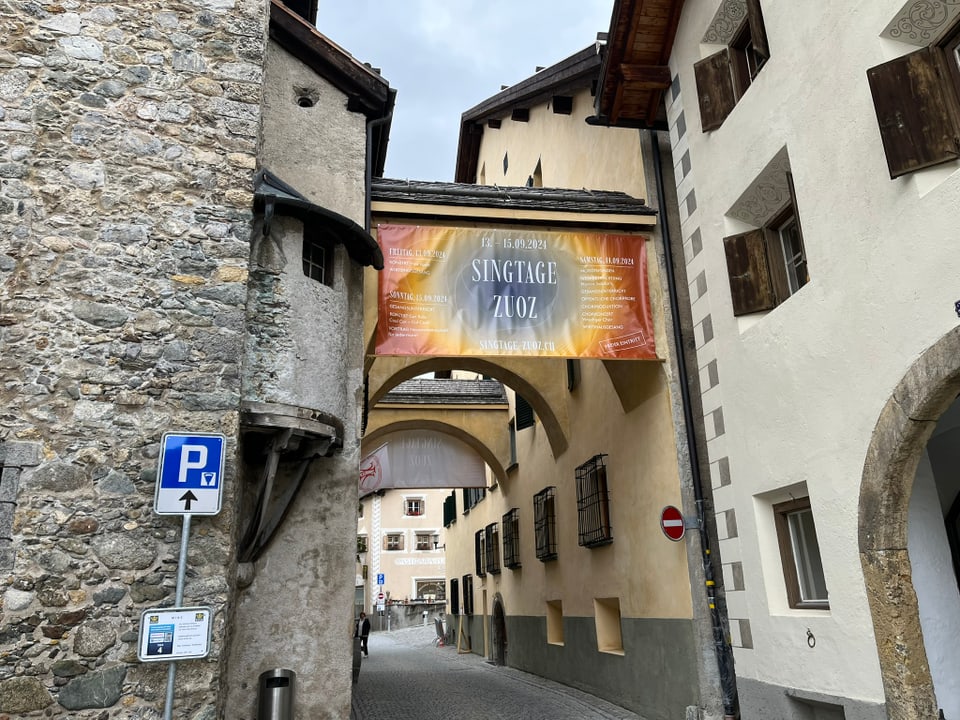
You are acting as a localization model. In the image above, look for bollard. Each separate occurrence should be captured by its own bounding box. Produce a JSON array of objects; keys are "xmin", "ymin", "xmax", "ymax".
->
[
  {"xmin": 422, "ymin": 610, "xmax": 428, "ymax": 626},
  {"xmin": 257, "ymin": 668, "xmax": 296, "ymax": 720}
]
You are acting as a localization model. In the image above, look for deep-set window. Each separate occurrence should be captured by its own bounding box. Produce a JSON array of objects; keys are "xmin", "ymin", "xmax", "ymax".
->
[
  {"xmin": 723, "ymin": 173, "xmax": 808, "ymax": 316},
  {"xmin": 404, "ymin": 498, "xmax": 424, "ymax": 516},
  {"xmin": 534, "ymin": 486, "xmax": 558, "ymax": 561},
  {"xmin": 356, "ymin": 535, "xmax": 367, "ymax": 554},
  {"xmin": 462, "ymin": 574, "xmax": 475, "ymax": 615},
  {"xmin": 502, "ymin": 508, "xmax": 521, "ymax": 569},
  {"xmin": 516, "ymin": 395, "xmax": 535, "ymax": 431},
  {"xmin": 415, "ymin": 579, "xmax": 445, "ymax": 600},
  {"xmin": 694, "ymin": 0, "xmax": 770, "ymax": 131},
  {"xmin": 485, "ymin": 522, "xmax": 501, "ymax": 574},
  {"xmin": 443, "ymin": 492, "xmax": 457, "ymax": 527},
  {"xmin": 384, "ymin": 532, "xmax": 404, "ymax": 551},
  {"xmin": 416, "ymin": 533, "xmax": 433, "ymax": 551},
  {"xmin": 867, "ymin": 18, "xmax": 960, "ymax": 178},
  {"xmin": 463, "ymin": 486, "xmax": 486, "ymax": 513},
  {"xmin": 774, "ymin": 497, "xmax": 828, "ymax": 609},
  {"xmin": 576, "ymin": 455, "xmax": 612, "ymax": 548},
  {"xmin": 475, "ymin": 529, "xmax": 486, "ymax": 577},
  {"xmin": 302, "ymin": 231, "xmax": 333, "ymax": 286},
  {"xmin": 449, "ymin": 577, "xmax": 460, "ymax": 614}
]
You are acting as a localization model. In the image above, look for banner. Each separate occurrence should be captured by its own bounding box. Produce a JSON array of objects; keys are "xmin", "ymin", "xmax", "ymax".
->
[
  {"xmin": 375, "ymin": 224, "xmax": 657, "ymax": 359},
  {"xmin": 359, "ymin": 430, "xmax": 486, "ymax": 493}
]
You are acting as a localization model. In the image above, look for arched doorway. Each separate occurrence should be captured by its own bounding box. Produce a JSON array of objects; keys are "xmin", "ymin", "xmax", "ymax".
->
[
  {"xmin": 859, "ymin": 326, "xmax": 960, "ymax": 718},
  {"xmin": 492, "ymin": 595, "xmax": 507, "ymax": 666}
]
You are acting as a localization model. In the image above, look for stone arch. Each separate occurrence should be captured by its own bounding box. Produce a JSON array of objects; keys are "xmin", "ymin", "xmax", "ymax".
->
[
  {"xmin": 367, "ymin": 355, "xmax": 571, "ymax": 457},
  {"xmin": 859, "ymin": 325, "xmax": 960, "ymax": 718},
  {"xmin": 363, "ymin": 419, "xmax": 508, "ymax": 485}
]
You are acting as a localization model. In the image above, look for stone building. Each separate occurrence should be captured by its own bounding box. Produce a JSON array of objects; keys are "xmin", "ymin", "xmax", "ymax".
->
[{"xmin": 0, "ymin": 1, "xmax": 392, "ymax": 718}]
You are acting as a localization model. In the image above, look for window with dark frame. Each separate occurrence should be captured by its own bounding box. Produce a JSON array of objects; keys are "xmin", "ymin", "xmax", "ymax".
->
[
  {"xmin": 462, "ymin": 574, "xmax": 475, "ymax": 615},
  {"xmin": 485, "ymin": 522, "xmax": 501, "ymax": 574},
  {"xmin": 576, "ymin": 454, "xmax": 613, "ymax": 548},
  {"xmin": 502, "ymin": 508, "xmax": 521, "ymax": 569},
  {"xmin": 449, "ymin": 577, "xmax": 460, "ymax": 614},
  {"xmin": 773, "ymin": 497, "xmax": 828, "ymax": 609},
  {"xmin": 723, "ymin": 173, "xmax": 808, "ymax": 316},
  {"xmin": 474, "ymin": 529, "xmax": 486, "ymax": 577},
  {"xmin": 693, "ymin": 0, "xmax": 770, "ymax": 131},
  {"xmin": 867, "ymin": 17, "xmax": 960, "ymax": 178},
  {"xmin": 302, "ymin": 231, "xmax": 333, "ymax": 286},
  {"xmin": 356, "ymin": 535, "xmax": 367, "ymax": 554},
  {"xmin": 515, "ymin": 395, "xmax": 535, "ymax": 431},
  {"xmin": 534, "ymin": 486, "xmax": 558, "ymax": 561},
  {"xmin": 508, "ymin": 419, "xmax": 518, "ymax": 468},
  {"xmin": 463, "ymin": 486, "xmax": 486, "ymax": 513},
  {"xmin": 443, "ymin": 492, "xmax": 457, "ymax": 527}
]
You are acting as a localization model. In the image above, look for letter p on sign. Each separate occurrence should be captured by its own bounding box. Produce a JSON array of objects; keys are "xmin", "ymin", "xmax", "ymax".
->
[{"xmin": 179, "ymin": 445, "xmax": 208, "ymax": 483}]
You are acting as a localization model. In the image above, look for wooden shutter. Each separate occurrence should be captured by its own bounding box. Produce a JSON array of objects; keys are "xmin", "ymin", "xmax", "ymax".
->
[
  {"xmin": 867, "ymin": 47, "xmax": 960, "ymax": 178},
  {"xmin": 694, "ymin": 49, "xmax": 737, "ymax": 131},
  {"xmin": 723, "ymin": 229, "xmax": 777, "ymax": 316},
  {"xmin": 746, "ymin": 0, "xmax": 769, "ymax": 61},
  {"xmin": 515, "ymin": 395, "xmax": 534, "ymax": 430}
]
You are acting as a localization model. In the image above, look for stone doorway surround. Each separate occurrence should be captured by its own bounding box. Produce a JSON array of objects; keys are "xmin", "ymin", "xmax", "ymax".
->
[{"xmin": 859, "ymin": 325, "xmax": 960, "ymax": 718}]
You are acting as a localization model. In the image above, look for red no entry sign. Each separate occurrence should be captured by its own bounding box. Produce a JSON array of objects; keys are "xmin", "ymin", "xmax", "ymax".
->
[{"xmin": 660, "ymin": 505, "xmax": 685, "ymax": 541}]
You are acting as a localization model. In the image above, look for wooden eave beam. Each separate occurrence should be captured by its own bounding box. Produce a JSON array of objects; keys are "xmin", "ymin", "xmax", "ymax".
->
[{"xmin": 620, "ymin": 63, "xmax": 672, "ymax": 89}]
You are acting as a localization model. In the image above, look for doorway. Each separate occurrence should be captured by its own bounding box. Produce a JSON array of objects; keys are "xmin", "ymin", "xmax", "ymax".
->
[{"xmin": 492, "ymin": 595, "xmax": 507, "ymax": 666}]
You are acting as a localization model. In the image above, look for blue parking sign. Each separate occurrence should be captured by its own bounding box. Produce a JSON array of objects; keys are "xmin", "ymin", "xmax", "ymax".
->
[{"xmin": 155, "ymin": 433, "xmax": 225, "ymax": 516}]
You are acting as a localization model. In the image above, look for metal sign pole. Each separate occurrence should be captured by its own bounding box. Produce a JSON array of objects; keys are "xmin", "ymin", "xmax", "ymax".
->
[{"xmin": 163, "ymin": 514, "xmax": 192, "ymax": 720}]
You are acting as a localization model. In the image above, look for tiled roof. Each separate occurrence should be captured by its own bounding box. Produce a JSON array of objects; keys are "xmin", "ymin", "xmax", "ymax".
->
[
  {"xmin": 371, "ymin": 178, "xmax": 655, "ymax": 216},
  {"xmin": 380, "ymin": 378, "xmax": 509, "ymax": 405}
]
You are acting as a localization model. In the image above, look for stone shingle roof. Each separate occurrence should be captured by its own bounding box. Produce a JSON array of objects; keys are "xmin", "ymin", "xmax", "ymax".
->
[
  {"xmin": 371, "ymin": 178, "xmax": 655, "ymax": 216},
  {"xmin": 380, "ymin": 378, "xmax": 508, "ymax": 405}
]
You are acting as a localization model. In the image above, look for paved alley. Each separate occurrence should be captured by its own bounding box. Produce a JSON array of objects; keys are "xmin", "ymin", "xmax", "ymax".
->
[{"xmin": 350, "ymin": 624, "xmax": 640, "ymax": 720}]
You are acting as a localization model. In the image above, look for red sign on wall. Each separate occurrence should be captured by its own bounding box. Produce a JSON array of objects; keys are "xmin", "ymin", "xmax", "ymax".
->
[{"xmin": 660, "ymin": 505, "xmax": 685, "ymax": 541}]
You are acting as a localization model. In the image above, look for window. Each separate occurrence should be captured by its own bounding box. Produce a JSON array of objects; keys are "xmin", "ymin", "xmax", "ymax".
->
[
  {"xmin": 774, "ymin": 498, "xmax": 828, "ymax": 609},
  {"xmin": 724, "ymin": 172, "xmax": 808, "ymax": 316},
  {"xmin": 462, "ymin": 574, "xmax": 474, "ymax": 615},
  {"xmin": 867, "ymin": 19, "xmax": 960, "ymax": 178},
  {"xmin": 534, "ymin": 487, "xmax": 558, "ymax": 561},
  {"xmin": 502, "ymin": 509, "xmax": 521, "ymax": 569},
  {"xmin": 404, "ymin": 497, "xmax": 424, "ymax": 516},
  {"xmin": 485, "ymin": 523, "xmax": 501, "ymax": 574},
  {"xmin": 443, "ymin": 492, "xmax": 457, "ymax": 527},
  {"xmin": 356, "ymin": 535, "xmax": 367, "ymax": 554},
  {"xmin": 507, "ymin": 419, "xmax": 518, "ymax": 469},
  {"xmin": 694, "ymin": 0, "xmax": 769, "ymax": 131},
  {"xmin": 384, "ymin": 532, "xmax": 404, "ymax": 551},
  {"xmin": 415, "ymin": 579, "xmax": 445, "ymax": 601},
  {"xmin": 463, "ymin": 486, "xmax": 485, "ymax": 513},
  {"xmin": 576, "ymin": 455, "xmax": 612, "ymax": 548},
  {"xmin": 416, "ymin": 533, "xmax": 433, "ymax": 551},
  {"xmin": 566, "ymin": 359, "xmax": 580, "ymax": 391},
  {"xmin": 475, "ymin": 529, "xmax": 486, "ymax": 577},
  {"xmin": 449, "ymin": 577, "xmax": 460, "ymax": 614},
  {"xmin": 515, "ymin": 395, "xmax": 535, "ymax": 430},
  {"xmin": 302, "ymin": 231, "xmax": 333, "ymax": 286}
]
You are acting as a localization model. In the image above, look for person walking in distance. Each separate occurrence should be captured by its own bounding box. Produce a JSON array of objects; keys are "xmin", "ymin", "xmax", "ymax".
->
[{"xmin": 356, "ymin": 611, "xmax": 371, "ymax": 657}]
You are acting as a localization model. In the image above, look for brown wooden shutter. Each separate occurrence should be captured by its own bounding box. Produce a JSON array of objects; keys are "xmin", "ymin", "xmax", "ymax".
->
[
  {"xmin": 694, "ymin": 49, "xmax": 737, "ymax": 131},
  {"xmin": 723, "ymin": 229, "xmax": 777, "ymax": 316},
  {"xmin": 867, "ymin": 47, "xmax": 960, "ymax": 178},
  {"xmin": 746, "ymin": 0, "xmax": 769, "ymax": 60},
  {"xmin": 515, "ymin": 395, "xmax": 534, "ymax": 430}
]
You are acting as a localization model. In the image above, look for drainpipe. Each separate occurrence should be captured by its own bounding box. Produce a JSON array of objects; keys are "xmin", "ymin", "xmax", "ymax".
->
[{"xmin": 648, "ymin": 129, "xmax": 739, "ymax": 719}]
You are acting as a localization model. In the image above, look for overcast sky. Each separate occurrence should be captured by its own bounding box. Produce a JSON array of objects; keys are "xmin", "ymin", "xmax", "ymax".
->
[{"xmin": 317, "ymin": 1, "xmax": 615, "ymax": 182}]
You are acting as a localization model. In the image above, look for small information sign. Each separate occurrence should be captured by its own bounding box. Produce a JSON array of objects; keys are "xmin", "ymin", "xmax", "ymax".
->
[{"xmin": 138, "ymin": 607, "xmax": 213, "ymax": 662}]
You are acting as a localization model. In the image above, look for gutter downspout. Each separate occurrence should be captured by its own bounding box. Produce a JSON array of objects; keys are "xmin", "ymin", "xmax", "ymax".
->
[
  {"xmin": 649, "ymin": 129, "xmax": 739, "ymax": 719},
  {"xmin": 365, "ymin": 111, "xmax": 393, "ymax": 233}
]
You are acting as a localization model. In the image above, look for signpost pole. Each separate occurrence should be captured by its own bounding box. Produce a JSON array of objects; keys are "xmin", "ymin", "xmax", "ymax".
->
[{"xmin": 162, "ymin": 513, "xmax": 192, "ymax": 720}]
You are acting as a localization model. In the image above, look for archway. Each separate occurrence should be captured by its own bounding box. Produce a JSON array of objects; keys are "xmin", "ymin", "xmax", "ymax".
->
[
  {"xmin": 859, "ymin": 325, "xmax": 960, "ymax": 718},
  {"xmin": 492, "ymin": 595, "xmax": 507, "ymax": 666}
]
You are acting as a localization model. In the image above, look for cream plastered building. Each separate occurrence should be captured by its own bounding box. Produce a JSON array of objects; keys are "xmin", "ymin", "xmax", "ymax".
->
[{"xmin": 593, "ymin": 0, "xmax": 960, "ymax": 718}]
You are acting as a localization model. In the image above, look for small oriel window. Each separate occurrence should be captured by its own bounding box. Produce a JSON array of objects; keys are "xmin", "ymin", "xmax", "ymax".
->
[
  {"xmin": 774, "ymin": 498, "xmax": 828, "ymax": 609},
  {"xmin": 302, "ymin": 230, "xmax": 333, "ymax": 286}
]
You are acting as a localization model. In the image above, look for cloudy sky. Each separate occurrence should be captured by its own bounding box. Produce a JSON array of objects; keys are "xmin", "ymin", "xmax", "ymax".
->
[{"xmin": 317, "ymin": 1, "xmax": 615, "ymax": 182}]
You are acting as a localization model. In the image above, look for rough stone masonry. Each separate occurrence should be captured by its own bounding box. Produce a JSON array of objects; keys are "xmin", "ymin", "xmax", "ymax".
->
[{"xmin": 0, "ymin": 0, "xmax": 267, "ymax": 716}]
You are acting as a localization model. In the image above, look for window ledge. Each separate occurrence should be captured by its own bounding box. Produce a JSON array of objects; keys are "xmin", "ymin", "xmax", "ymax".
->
[
  {"xmin": 547, "ymin": 641, "xmax": 565, "ymax": 647},
  {"xmin": 598, "ymin": 648, "xmax": 625, "ymax": 657}
]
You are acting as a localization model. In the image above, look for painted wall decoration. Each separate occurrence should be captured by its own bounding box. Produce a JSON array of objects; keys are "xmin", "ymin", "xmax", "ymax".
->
[{"xmin": 375, "ymin": 224, "xmax": 657, "ymax": 359}]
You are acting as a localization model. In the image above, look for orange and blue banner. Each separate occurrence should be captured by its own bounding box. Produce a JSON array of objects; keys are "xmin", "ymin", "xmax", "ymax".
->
[{"xmin": 375, "ymin": 224, "xmax": 657, "ymax": 360}]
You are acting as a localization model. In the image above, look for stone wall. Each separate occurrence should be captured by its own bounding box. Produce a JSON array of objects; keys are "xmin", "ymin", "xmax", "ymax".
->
[{"xmin": 0, "ymin": 1, "xmax": 267, "ymax": 717}]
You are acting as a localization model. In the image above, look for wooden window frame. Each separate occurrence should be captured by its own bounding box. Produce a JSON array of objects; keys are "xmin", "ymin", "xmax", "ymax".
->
[
  {"xmin": 462, "ymin": 574, "xmax": 475, "ymax": 615},
  {"xmin": 773, "ymin": 497, "xmax": 829, "ymax": 610},
  {"xmin": 534, "ymin": 487, "xmax": 558, "ymax": 561},
  {"xmin": 384, "ymin": 532, "xmax": 404, "ymax": 552},
  {"xmin": 302, "ymin": 230, "xmax": 333, "ymax": 286},
  {"xmin": 474, "ymin": 529, "xmax": 486, "ymax": 577},
  {"xmin": 404, "ymin": 497, "xmax": 424, "ymax": 517},
  {"xmin": 356, "ymin": 535, "xmax": 367, "ymax": 554},
  {"xmin": 415, "ymin": 533, "xmax": 433, "ymax": 551}
]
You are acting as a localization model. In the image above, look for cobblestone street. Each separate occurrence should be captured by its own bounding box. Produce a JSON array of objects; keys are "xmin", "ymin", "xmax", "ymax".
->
[{"xmin": 351, "ymin": 624, "xmax": 640, "ymax": 720}]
